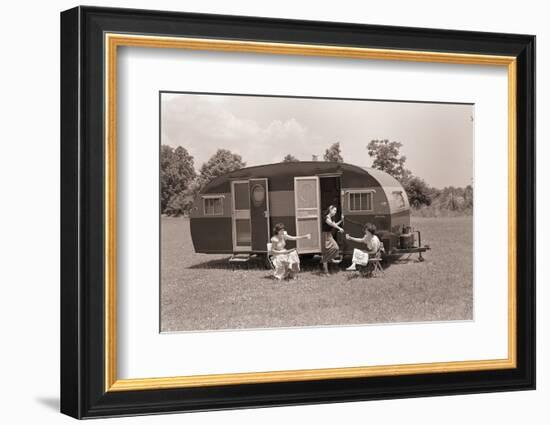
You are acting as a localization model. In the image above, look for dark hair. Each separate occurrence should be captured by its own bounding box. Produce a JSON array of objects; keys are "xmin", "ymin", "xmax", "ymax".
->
[
  {"xmin": 323, "ymin": 204, "xmax": 337, "ymax": 217},
  {"xmin": 273, "ymin": 223, "xmax": 286, "ymax": 235},
  {"xmin": 363, "ymin": 222, "xmax": 377, "ymax": 235}
]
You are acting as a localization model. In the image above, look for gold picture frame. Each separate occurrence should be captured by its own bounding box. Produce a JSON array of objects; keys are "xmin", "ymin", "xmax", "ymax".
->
[{"xmin": 104, "ymin": 34, "xmax": 517, "ymax": 392}]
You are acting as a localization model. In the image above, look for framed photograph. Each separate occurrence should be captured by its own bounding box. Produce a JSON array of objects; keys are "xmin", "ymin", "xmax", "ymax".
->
[{"xmin": 60, "ymin": 6, "xmax": 535, "ymax": 419}]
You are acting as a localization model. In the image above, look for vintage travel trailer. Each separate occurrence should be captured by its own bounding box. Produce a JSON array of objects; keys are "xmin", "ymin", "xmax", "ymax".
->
[{"xmin": 189, "ymin": 161, "xmax": 429, "ymax": 262}]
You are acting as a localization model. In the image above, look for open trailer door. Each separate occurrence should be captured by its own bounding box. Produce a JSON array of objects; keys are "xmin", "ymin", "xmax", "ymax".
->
[
  {"xmin": 231, "ymin": 180, "xmax": 251, "ymax": 252},
  {"xmin": 249, "ymin": 178, "xmax": 270, "ymax": 251},
  {"xmin": 294, "ymin": 176, "xmax": 322, "ymax": 254}
]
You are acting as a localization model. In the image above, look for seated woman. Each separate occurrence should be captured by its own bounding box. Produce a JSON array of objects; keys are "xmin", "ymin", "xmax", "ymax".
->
[
  {"xmin": 270, "ymin": 223, "xmax": 311, "ymax": 280},
  {"xmin": 345, "ymin": 223, "xmax": 381, "ymax": 271}
]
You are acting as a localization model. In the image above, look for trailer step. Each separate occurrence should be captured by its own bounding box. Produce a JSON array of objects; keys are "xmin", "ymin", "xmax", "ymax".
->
[{"xmin": 228, "ymin": 254, "xmax": 252, "ymax": 264}]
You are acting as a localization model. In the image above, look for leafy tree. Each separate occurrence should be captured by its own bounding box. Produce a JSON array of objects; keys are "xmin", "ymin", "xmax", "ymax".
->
[
  {"xmin": 160, "ymin": 148, "xmax": 246, "ymax": 216},
  {"xmin": 160, "ymin": 145, "xmax": 196, "ymax": 214},
  {"xmin": 441, "ymin": 187, "xmax": 465, "ymax": 211},
  {"xmin": 163, "ymin": 192, "xmax": 187, "ymax": 216},
  {"xmin": 172, "ymin": 146, "xmax": 196, "ymax": 181},
  {"xmin": 160, "ymin": 145, "xmax": 174, "ymax": 212},
  {"xmin": 402, "ymin": 176, "xmax": 432, "ymax": 208},
  {"xmin": 367, "ymin": 139, "xmax": 411, "ymax": 182},
  {"xmin": 163, "ymin": 191, "xmax": 190, "ymax": 216},
  {"xmin": 463, "ymin": 184, "xmax": 474, "ymax": 209},
  {"xmin": 199, "ymin": 149, "xmax": 246, "ymax": 186},
  {"xmin": 282, "ymin": 154, "xmax": 299, "ymax": 163},
  {"xmin": 323, "ymin": 142, "xmax": 343, "ymax": 163}
]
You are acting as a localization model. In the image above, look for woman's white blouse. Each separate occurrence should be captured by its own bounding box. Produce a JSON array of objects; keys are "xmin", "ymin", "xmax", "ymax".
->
[{"xmin": 363, "ymin": 235, "xmax": 381, "ymax": 253}]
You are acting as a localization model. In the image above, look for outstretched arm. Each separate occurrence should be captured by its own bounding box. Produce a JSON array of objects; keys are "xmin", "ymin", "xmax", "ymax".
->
[
  {"xmin": 284, "ymin": 231, "xmax": 311, "ymax": 241},
  {"xmin": 325, "ymin": 217, "xmax": 344, "ymax": 233},
  {"xmin": 346, "ymin": 235, "xmax": 365, "ymax": 244}
]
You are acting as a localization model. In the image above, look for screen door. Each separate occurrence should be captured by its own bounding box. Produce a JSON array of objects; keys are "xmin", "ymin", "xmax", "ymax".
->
[
  {"xmin": 249, "ymin": 178, "xmax": 270, "ymax": 251},
  {"xmin": 231, "ymin": 180, "xmax": 251, "ymax": 251},
  {"xmin": 294, "ymin": 176, "xmax": 321, "ymax": 253}
]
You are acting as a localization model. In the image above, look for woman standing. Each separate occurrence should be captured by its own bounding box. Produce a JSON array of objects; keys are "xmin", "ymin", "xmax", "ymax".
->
[
  {"xmin": 321, "ymin": 205, "xmax": 344, "ymax": 276},
  {"xmin": 271, "ymin": 223, "xmax": 311, "ymax": 280}
]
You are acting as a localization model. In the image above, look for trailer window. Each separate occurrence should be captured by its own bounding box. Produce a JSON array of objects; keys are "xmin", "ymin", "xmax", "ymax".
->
[
  {"xmin": 392, "ymin": 191, "xmax": 406, "ymax": 209},
  {"xmin": 349, "ymin": 191, "xmax": 373, "ymax": 211},
  {"xmin": 203, "ymin": 196, "xmax": 224, "ymax": 216}
]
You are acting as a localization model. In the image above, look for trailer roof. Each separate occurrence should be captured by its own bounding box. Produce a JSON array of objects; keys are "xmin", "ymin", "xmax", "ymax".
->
[
  {"xmin": 204, "ymin": 161, "xmax": 401, "ymax": 187},
  {"xmin": 361, "ymin": 166, "xmax": 403, "ymax": 189},
  {"xmin": 202, "ymin": 161, "xmax": 409, "ymax": 213}
]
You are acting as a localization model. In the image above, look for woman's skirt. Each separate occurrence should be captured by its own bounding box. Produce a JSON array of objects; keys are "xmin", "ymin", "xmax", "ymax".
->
[
  {"xmin": 321, "ymin": 231, "xmax": 339, "ymax": 263},
  {"xmin": 273, "ymin": 249, "xmax": 300, "ymax": 280},
  {"xmin": 351, "ymin": 248, "xmax": 369, "ymax": 266}
]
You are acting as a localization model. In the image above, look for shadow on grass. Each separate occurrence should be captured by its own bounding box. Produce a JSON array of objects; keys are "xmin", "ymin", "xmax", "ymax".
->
[
  {"xmin": 186, "ymin": 255, "xmax": 410, "ymax": 276},
  {"xmin": 188, "ymin": 257, "xmax": 236, "ymax": 270},
  {"xmin": 189, "ymin": 256, "xmax": 272, "ymax": 271},
  {"xmin": 188, "ymin": 256, "xmax": 325, "ymax": 271}
]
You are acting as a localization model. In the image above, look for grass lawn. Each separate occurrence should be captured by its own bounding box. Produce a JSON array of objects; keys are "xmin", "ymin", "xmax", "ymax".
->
[{"xmin": 160, "ymin": 216, "xmax": 473, "ymax": 332}]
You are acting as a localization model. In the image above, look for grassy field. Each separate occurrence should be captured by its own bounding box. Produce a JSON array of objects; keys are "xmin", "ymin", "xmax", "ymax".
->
[{"xmin": 160, "ymin": 216, "xmax": 473, "ymax": 332}]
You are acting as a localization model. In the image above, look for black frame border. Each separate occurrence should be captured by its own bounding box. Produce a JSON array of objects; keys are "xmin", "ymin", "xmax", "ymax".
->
[{"xmin": 61, "ymin": 6, "xmax": 535, "ymax": 419}]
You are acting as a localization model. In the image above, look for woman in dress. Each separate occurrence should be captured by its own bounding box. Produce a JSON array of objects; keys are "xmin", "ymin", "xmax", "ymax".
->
[
  {"xmin": 345, "ymin": 222, "xmax": 381, "ymax": 271},
  {"xmin": 321, "ymin": 205, "xmax": 344, "ymax": 276},
  {"xmin": 270, "ymin": 223, "xmax": 311, "ymax": 280}
]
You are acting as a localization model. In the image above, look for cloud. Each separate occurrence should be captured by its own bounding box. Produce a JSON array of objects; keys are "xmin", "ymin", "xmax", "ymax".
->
[
  {"xmin": 160, "ymin": 93, "xmax": 473, "ymax": 187},
  {"xmin": 161, "ymin": 94, "xmax": 319, "ymax": 168}
]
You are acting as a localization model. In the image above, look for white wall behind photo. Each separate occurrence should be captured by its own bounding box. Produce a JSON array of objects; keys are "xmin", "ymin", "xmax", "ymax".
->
[{"xmin": 0, "ymin": 1, "xmax": 545, "ymax": 425}]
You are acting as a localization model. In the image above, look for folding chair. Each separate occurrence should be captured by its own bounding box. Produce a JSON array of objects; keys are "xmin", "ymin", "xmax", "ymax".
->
[
  {"xmin": 357, "ymin": 243, "xmax": 385, "ymax": 278},
  {"xmin": 266, "ymin": 242, "xmax": 276, "ymax": 270}
]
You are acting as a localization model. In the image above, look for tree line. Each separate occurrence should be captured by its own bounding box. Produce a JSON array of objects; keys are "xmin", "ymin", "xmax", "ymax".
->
[
  {"xmin": 161, "ymin": 140, "xmax": 472, "ymax": 216},
  {"xmin": 366, "ymin": 139, "xmax": 473, "ymax": 216},
  {"xmin": 160, "ymin": 146, "xmax": 245, "ymax": 216}
]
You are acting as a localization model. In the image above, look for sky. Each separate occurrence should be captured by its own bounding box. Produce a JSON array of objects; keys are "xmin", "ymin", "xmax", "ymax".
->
[{"xmin": 161, "ymin": 92, "xmax": 474, "ymax": 188}]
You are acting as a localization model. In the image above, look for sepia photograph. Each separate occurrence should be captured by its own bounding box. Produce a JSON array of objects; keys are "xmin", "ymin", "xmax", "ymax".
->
[{"xmin": 159, "ymin": 92, "xmax": 474, "ymax": 332}]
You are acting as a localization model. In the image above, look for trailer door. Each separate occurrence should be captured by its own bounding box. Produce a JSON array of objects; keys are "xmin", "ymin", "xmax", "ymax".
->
[
  {"xmin": 249, "ymin": 178, "xmax": 270, "ymax": 251},
  {"xmin": 231, "ymin": 180, "xmax": 251, "ymax": 252},
  {"xmin": 294, "ymin": 176, "xmax": 322, "ymax": 253}
]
